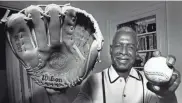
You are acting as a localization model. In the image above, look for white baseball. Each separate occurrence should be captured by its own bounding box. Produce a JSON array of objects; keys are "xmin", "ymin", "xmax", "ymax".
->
[{"xmin": 144, "ymin": 57, "xmax": 173, "ymax": 85}]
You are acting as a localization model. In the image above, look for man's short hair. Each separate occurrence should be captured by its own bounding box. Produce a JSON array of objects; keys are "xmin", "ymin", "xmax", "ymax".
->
[{"xmin": 117, "ymin": 26, "xmax": 136, "ymax": 34}]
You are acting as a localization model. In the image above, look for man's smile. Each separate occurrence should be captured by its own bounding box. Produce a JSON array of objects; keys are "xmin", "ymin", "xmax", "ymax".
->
[{"xmin": 115, "ymin": 56, "xmax": 129, "ymax": 64}]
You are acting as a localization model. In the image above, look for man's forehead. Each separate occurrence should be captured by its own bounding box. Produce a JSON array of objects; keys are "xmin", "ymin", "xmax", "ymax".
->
[{"xmin": 113, "ymin": 31, "xmax": 137, "ymax": 43}]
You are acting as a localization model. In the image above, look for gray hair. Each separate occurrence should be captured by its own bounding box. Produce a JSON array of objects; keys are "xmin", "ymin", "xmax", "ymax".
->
[
  {"xmin": 112, "ymin": 26, "xmax": 139, "ymax": 49},
  {"xmin": 117, "ymin": 26, "xmax": 136, "ymax": 33}
]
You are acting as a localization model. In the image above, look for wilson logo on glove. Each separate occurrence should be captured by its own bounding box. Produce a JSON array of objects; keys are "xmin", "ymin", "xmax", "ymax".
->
[{"xmin": 4, "ymin": 4, "xmax": 104, "ymax": 89}]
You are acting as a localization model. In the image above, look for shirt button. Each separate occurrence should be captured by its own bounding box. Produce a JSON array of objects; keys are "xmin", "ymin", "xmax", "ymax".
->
[
  {"xmin": 120, "ymin": 79, "xmax": 122, "ymax": 82},
  {"xmin": 123, "ymin": 94, "xmax": 126, "ymax": 97}
]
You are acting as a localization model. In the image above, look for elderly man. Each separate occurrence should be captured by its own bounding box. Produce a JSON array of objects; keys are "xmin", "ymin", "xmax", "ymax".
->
[{"xmin": 73, "ymin": 26, "xmax": 181, "ymax": 103}]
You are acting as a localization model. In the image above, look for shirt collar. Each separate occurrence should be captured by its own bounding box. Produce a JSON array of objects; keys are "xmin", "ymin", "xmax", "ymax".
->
[{"xmin": 108, "ymin": 65, "xmax": 141, "ymax": 83}]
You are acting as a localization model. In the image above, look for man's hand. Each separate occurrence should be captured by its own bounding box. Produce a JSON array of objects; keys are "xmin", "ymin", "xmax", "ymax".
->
[{"xmin": 147, "ymin": 51, "xmax": 181, "ymax": 97}]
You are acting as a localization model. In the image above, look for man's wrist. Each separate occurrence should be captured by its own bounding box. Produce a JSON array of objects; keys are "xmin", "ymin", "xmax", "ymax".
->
[{"xmin": 156, "ymin": 92, "xmax": 176, "ymax": 99}]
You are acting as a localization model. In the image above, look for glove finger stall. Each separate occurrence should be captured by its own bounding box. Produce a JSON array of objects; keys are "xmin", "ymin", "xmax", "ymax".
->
[
  {"xmin": 24, "ymin": 5, "xmax": 48, "ymax": 51},
  {"xmin": 45, "ymin": 4, "xmax": 63, "ymax": 46},
  {"xmin": 6, "ymin": 13, "xmax": 40, "ymax": 68}
]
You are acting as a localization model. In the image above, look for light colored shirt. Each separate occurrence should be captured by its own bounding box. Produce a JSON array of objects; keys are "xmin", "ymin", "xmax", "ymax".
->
[{"xmin": 73, "ymin": 65, "xmax": 177, "ymax": 103}]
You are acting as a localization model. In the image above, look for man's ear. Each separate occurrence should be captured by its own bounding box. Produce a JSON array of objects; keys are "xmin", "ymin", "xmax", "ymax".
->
[
  {"xmin": 136, "ymin": 41, "xmax": 139, "ymax": 52},
  {"xmin": 110, "ymin": 45, "xmax": 112, "ymax": 54}
]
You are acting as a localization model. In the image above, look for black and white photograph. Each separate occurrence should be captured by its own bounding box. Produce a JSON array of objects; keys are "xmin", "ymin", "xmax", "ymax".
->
[{"xmin": 0, "ymin": 1, "xmax": 181, "ymax": 103}]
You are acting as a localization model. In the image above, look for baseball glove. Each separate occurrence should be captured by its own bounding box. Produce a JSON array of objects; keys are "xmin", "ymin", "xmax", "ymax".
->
[{"xmin": 4, "ymin": 4, "xmax": 104, "ymax": 89}]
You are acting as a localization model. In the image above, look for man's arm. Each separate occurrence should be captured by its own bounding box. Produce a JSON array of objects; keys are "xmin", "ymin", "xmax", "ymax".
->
[
  {"xmin": 72, "ymin": 80, "xmax": 93, "ymax": 103},
  {"xmin": 73, "ymin": 91, "xmax": 92, "ymax": 103},
  {"xmin": 145, "ymin": 88, "xmax": 178, "ymax": 103},
  {"xmin": 158, "ymin": 93, "xmax": 177, "ymax": 103},
  {"xmin": 72, "ymin": 72, "xmax": 103, "ymax": 103}
]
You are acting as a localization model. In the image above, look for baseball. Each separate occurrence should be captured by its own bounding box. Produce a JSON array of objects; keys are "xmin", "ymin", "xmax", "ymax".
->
[{"xmin": 144, "ymin": 56, "xmax": 173, "ymax": 85}]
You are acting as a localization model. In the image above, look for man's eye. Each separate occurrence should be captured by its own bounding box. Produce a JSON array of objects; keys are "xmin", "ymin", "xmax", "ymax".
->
[
  {"xmin": 114, "ymin": 44, "xmax": 121, "ymax": 48},
  {"xmin": 128, "ymin": 46, "xmax": 134, "ymax": 50}
]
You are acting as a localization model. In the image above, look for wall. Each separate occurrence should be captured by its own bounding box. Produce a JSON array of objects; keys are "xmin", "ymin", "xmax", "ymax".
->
[{"xmin": 166, "ymin": 2, "xmax": 182, "ymax": 103}]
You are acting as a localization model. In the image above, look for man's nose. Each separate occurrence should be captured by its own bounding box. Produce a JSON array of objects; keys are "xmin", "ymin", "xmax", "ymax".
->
[{"xmin": 120, "ymin": 46, "xmax": 128, "ymax": 55}]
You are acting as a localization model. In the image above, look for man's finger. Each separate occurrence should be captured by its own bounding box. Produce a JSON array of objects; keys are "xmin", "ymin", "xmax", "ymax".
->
[
  {"xmin": 168, "ymin": 71, "xmax": 178, "ymax": 87},
  {"xmin": 147, "ymin": 82, "xmax": 170, "ymax": 96},
  {"xmin": 166, "ymin": 55, "xmax": 176, "ymax": 67},
  {"xmin": 168, "ymin": 70, "xmax": 181, "ymax": 92},
  {"xmin": 147, "ymin": 82, "xmax": 160, "ymax": 93},
  {"xmin": 153, "ymin": 50, "xmax": 161, "ymax": 57}
]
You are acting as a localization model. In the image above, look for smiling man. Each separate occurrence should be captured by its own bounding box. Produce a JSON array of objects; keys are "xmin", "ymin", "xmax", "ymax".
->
[
  {"xmin": 110, "ymin": 27, "xmax": 137, "ymax": 79},
  {"xmin": 73, "ymin": 26, "xmax": 181, "ymax": 103}
]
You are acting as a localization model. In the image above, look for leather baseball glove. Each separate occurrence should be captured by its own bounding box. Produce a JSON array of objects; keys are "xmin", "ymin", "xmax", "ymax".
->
[{"xmin": 4, "ymin": 4, "xmax": 104, "ymax": 89}]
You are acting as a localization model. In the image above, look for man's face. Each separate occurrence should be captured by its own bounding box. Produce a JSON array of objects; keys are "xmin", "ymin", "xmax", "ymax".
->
[{"xmin": 110, "ymin": 31, "xmax": 137, "ymax": 72}]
